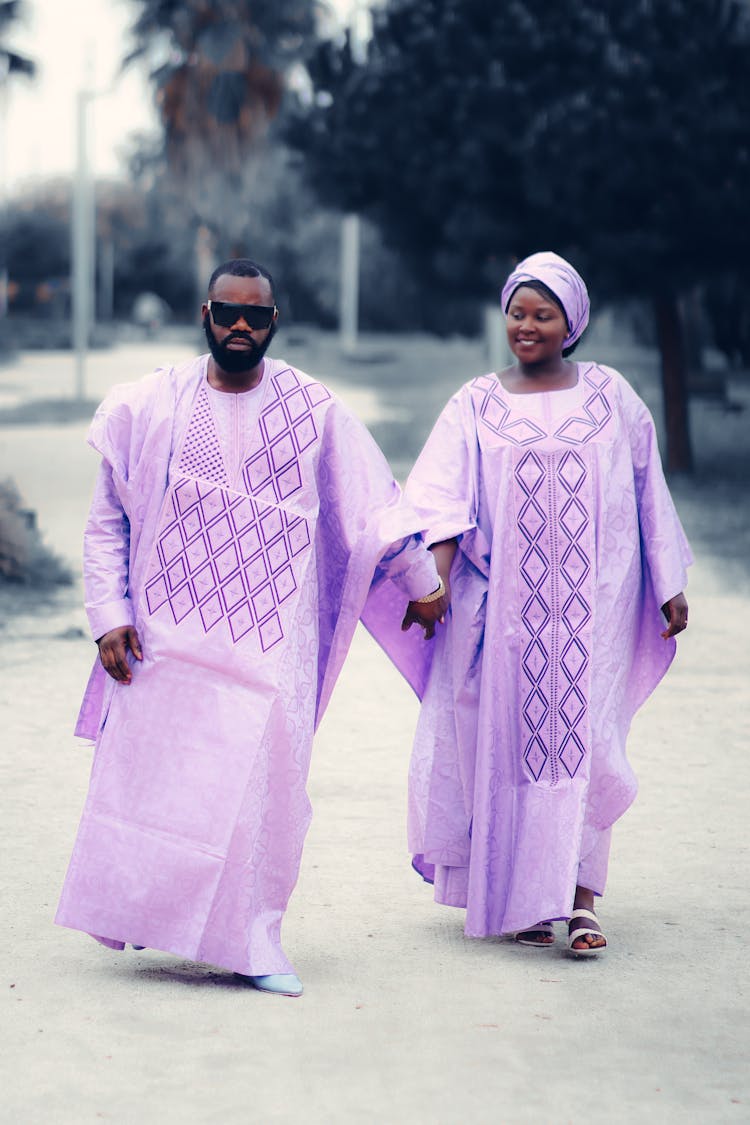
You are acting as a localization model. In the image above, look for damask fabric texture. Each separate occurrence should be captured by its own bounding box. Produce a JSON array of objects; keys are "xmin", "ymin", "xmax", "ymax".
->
[
  {"xmin": 56, "ymin": 355, "xmax": 439, "ymax": 975},
  {"xmin": 366, "ymin": 363, "xmax": 692, "ymax": 937}
]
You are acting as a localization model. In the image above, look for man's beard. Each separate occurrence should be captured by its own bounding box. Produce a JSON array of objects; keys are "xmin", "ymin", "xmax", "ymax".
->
[{"xmin": 203, "ymin": 314, "xmax": 276, "ymax": 376}]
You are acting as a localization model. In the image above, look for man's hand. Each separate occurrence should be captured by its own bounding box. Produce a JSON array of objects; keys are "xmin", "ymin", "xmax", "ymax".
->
[
  {"xmin": 661, "ymin": 592, "xmax": 688, "ymax": 639},
  {"xmin": 401, "ymin": 590, "xmax": 451, "ymax": 640},
  {"xmin": 97, "ymin": 625, "xmax": 143, "ymax": 683}
]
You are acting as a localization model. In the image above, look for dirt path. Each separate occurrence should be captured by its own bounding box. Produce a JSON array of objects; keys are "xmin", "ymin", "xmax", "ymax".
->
[{"xmin": 1, "ymin": 339, "xmax": 748, "ymax": 1123}]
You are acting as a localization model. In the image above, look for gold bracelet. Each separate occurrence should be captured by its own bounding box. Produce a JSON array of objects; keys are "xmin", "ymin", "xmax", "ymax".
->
[{"xmin": 415, "ymin": 577, "xmax": 446, "ymax": 604}]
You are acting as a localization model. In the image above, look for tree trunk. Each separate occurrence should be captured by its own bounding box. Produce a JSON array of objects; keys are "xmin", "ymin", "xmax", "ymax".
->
[{"xmin": 653, "ymin": 294, "xmax": 693, "ymax": 474}]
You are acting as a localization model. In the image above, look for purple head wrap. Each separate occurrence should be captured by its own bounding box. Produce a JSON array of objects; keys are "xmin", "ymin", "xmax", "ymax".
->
[{"xmin": 500, "ymin": 251, "xmax": 590, "ymax": 349}]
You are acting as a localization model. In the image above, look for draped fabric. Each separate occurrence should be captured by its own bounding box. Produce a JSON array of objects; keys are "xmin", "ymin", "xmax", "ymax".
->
[
  {"xmin": 367, "ymin": 363, "xmax": 692, "ymax": 936},
  {"xmin": 57, "ymin": 356, "xmax": 438, "ymax": 975}
]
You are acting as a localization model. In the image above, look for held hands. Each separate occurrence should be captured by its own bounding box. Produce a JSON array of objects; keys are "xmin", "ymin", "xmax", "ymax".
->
[
  {"xmin": 97, "ymin": 625, "xmax": 143, "ymax": 683},
  {"xmin": 401, "ymin": 584, "xmax": 451, "ymax": 640},
  {"xmin": 661, "ymin": 592, "xmax": 688, "ymax": 639}
]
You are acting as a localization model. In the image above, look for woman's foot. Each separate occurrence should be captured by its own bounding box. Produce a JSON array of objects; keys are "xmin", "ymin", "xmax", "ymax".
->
[
  {"xmin": 514, "ymin": 921, "xmax": 555, "ymax": 947},
  {"xmin": 567, "ymin": 886, "xmax": 606, "ymax": 954}
]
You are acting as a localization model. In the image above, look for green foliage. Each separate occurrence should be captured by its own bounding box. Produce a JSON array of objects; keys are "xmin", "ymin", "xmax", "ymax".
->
[
  {"xmin": 290, "ymin": 0, "xmax": 750, "ymax": 301},
  {"xmin": 0, "ymin": 479, "xmax": 72, "ymax": 587}
]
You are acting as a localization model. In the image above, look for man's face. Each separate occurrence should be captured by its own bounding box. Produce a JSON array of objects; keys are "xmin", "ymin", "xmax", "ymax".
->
[{"xmin": 202, "ymin": 273, "xmax": 278, "ymax": 377}]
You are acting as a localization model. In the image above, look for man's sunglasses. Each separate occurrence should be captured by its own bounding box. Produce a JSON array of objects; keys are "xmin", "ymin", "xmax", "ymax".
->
[{"xmin": 207, "ymin": 300, "xmax": 277, "ymax": 330}]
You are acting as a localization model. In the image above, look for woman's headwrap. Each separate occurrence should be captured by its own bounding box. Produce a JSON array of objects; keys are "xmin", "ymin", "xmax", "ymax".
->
[{"xmin": 500, "ymin": 251, "xmax": 590, "ymax": 349}]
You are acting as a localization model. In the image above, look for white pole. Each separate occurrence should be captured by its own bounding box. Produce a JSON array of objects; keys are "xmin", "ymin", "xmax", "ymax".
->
[
  {"xmin": 339, "ymin": 212, "xmax": 360, "ymax": 355},
  {"xmin": 0, "ymin": 57, "xmax": 10, "ymax": 318},
  {"xmin": 484, "ymin": 302, "xmax": 512, "ymax": 373},
  {"xmin": 72, "ymin": 89, "xmax": 93, "ymax": 402}
]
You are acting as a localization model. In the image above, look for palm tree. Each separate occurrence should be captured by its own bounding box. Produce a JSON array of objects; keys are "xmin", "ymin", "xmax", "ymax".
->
[
  {"xmin": 124, "ymin": 0, "xmax": 318, "ymax": 268},
  {"xmin": 0, "ymin": 0, "xmax": 35, "ymax": 79}
]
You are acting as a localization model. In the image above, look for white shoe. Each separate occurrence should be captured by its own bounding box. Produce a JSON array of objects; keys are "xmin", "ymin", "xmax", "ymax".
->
[{"xmin": 247, "ymin": 973, "xmax": 303, "ymax": 997}]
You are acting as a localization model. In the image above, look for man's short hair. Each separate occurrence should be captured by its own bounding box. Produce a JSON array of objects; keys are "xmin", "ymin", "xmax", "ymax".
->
[{"xmin": 208, "ymin": 259, "xmax": 276, "ymax": 300}]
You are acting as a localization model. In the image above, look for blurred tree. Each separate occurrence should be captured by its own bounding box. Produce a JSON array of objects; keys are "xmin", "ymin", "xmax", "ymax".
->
[
  {"xmin": 0, "ymin": 0, "xmax": 34, "ymax": 78},
  {"xmin": 289, "ymin": 0, "xmax": 750, "ymax": 473},
  {"xmin": 124, "ymin": 0, "xmax": 318, "ymax": 286}
]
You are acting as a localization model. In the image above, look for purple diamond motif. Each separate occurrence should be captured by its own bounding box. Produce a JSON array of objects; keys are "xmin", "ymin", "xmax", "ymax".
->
[
  {"xmin": 199, "ymin": 489, "xmax": 226, "ymax": 523},
  {"xmin": 245, "ymin": 452, "xmax": 272, "ymax": 491},
  {"xmin": 284, "ymin": 389, "xmax": 309, "ymax": 422},
  {"xmin": 587, "ymin": 392, "xmax": 610, "ymax": 425},
  {"xmin": 228, "ymin": 602, "xmax": 254, "ymax": 643},
  {"xmin": 288, "ymin": 520, "xmax": 311, "ymax": 556},
  {"xmin": 174, "ymin": 479, "xmax": 200, "ymax": 514},
  {"xmin": 561, "ymin": 591, "xmax": 591, "ymax": 631},
  {"xmin": 560, "ymin": 636, "xmax": 588, "ymax": 681},
  {"xmin": 199, "ymin": 592, "xmax": 223, "ymax": 633},
  {"xmin": 524, "ymin": 736, "xmax": 548, "ymax": 781},
  {"xmin": 185, "ymin": 535, "xmax": 209, "ymax": 572},
  {"xmin": 293, "ymin": 415, "xmax": 317, "ymax": 453},
  {"xmin": 480, "ymin": 394, "xmax": 509, "ymax": 433},
  {"xmin": 181, "ymin": 508, "xmax": 203, "ymax": 542},
  {"xmin": 167, "ymin": 557, "xmax": 187, "ymax": 592},
  {"xmin": 244, "ymin": 554, "xmax": 269, "ymax": 592},
  {"xmin": 522, "ymin": 687, "xmax": 548, "ymax": 730},
  {"xmin": 560, "ymin": 544, "xmax": 589, "ymax": 588},
  {"xmin": 159, "ymin": 523, "xmax": 184, "ymax": 566},
  {"xmin": 267, "ymin": 536, "xmax": 289, "ymax": 574},
  {"xmin": 262, "ymin": 402, "xmax": 287, "ymax": 442},
  {"xmin": 206, "ymin": 515, "xmax": 232, "ymax": 553},
  {"xmin": 238, "ymin": 526, "xmax": 261, "ymax": 562},
  {"xmin": 559, "ymin": 497, "xmax": 587, "ymax": 539},
  {"xmin": 251, "ymin": 583, "xmax": 276, "ymax": 621},
  {"xmin": 559, "ymin": 732, "xmax": 585, "ymax": 778},
  {"xmin": 305, "ymin": 382, "xmax": 331, "ymax": 408},
  {"xmin": 230, "ymin": 498, "xmax": 255, "ymax": 535},
  {"xmin": 273, "ymin": 565, "xmax": 297, "ymax": 604},
  {"xmin": 560, "ymin": 685, "xmax": 586, "ymax": 728},
  {"xmin": 214, "ymin": 542, "xmax": 240, "ymax": 582},
  {"xmin": 276, "ymin": 463, "xmax": 302, "ymax": 500},
  {"xmin": 145, "ymin": 576, "xmax": 169, "ymax": 614},
  {"xmin": 169, "ymin": 583, "xmax": 195, "ymax": 624},
  {"xmin": 221, "ymin": 574, "xmax": 246, "ymax": 612},
  {"xmin": 191, "ymin": 562, "xmax": 217, "ymax": 602},
  {"xmin": 515, "ymin": 453, "xmax": 545, "ymax": 495},
  {"xmin": 522, "ymin": 592, "xmax": 550, "ymax": 633},
  {"xmin": 260, "ymin": 509, "xmax": 283, "ymax": 543},
  {"xmin": 270, "ymin": 434, "xmax": 296, "ymax": 473},
  {"xmin": 259, "ymin": 613, "xmax": 284, "ymax": 651},
  {"xmin": 276, "ymin": 368, "xmax": 300, "ymax": 395},
  {"xmin": 558, "ymin": 452, "xmax": 586, "ymax": 491},
  {"xmin": 518, "ymin": 498, "xmax": 547, "ymax": 542},
  {"xmin": 522, "ymin": 638, "xmax": 549, "ymax": 683},
  {"xmin": 520, "ymin": 544, "xmax": 549, "ymax": 589},
  {"xmin": 503, "ymin": 418, "xmax": 546, "ymax": 446}
]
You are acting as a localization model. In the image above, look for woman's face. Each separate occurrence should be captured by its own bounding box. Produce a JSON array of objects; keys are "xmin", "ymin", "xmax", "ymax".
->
[{"xmin": 506, "ymin": 285, "xmax": 569, "ymax": 364}]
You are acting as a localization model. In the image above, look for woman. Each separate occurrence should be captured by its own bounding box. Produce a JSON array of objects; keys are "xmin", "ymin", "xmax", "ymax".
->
[{"xmin": 399, "ymin": 251, "xmax": 691, "ymax": 954}]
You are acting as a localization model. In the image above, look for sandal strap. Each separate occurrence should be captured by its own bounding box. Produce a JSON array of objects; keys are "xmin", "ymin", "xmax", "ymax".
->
[
  {"xmin": 568, "ymin": 908, "xmax": 600, "ymax": 925},
  {"xmin": 568, "ymin": 927, "xmax": 606, "ymax": 944}
]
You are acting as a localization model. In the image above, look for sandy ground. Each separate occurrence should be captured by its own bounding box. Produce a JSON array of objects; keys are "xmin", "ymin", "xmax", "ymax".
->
[{"xmin": 1, "ymin": 335, "xmax": 749, "ymax": 1124}]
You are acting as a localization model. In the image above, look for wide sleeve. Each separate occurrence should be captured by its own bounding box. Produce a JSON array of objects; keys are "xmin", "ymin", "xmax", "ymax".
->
[
  {"xmin": 623, "ymin": 385, "xmax": 693, "ymax": 606},
  {"xmin": 403, "ymin": 388, "xmax": 480, "ymax": 548},
  {"xmin": 83, "ymin": 460, "xmax": 134, "ymax": 640}
]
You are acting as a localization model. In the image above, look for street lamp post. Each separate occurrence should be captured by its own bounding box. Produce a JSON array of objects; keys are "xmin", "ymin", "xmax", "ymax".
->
[{"xmin": 71, "ymin": 87, "xmax": 95, "ymax": 403}]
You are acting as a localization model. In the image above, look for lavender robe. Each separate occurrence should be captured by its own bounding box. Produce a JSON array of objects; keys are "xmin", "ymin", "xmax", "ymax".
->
[
  {"xmin": 368, "ymin": 363, "xmax": 692, "ymax": 937},
  {"xmin": 56, "ymin": 355, "xmax": 438, "ymax": 974}
]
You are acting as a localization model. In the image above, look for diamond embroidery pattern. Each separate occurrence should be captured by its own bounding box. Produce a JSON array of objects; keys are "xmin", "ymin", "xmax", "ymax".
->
[
  {"xmin": 514, "ymin": 448, "xmax": 592, "ymax": 783},
  {"xmin": 145, "ymin": 367, "xmax": 328, "ymax": 650}
]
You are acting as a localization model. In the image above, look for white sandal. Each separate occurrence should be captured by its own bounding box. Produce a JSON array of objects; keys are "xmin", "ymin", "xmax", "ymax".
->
[
  {"xmin": 566, "ymin": 908, "xmax": 607, "ymax": 956},
  {"xmin": 514, "ymin": 921, "xmax": 555, "ymax": 947}
]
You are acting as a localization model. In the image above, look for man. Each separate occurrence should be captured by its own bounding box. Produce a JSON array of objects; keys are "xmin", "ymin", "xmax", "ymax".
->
[{"xmin": 56, "ymin": 259, "xmax": 448, "ymax": 997}]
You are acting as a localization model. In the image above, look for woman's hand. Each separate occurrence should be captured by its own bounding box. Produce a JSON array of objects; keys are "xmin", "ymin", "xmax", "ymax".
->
[
  {"xmin": 401, "ymin": 589, "xmax": 451, "ymax": 640},
  {"xmin": 97, "ymin": 625, "xmax": 143, "ymax": 683},
  {"xmin": 661, "ymin": 592, "xmax": 688, "ymax": 639}
]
